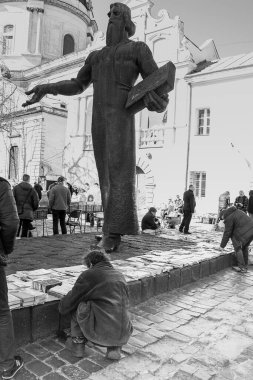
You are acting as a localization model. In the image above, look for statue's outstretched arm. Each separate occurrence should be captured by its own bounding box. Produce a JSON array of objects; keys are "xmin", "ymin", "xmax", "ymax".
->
[{"xmin": 22, "ymin": 62, "xmax": 92, "ymax": 107}]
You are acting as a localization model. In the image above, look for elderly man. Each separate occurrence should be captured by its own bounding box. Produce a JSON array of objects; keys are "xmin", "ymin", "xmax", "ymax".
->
[
  {"xmin": 49, "ymin": 176, "xmax": 71, "ymax": 235},
  {"xmin": 0, "ymin": 178, "xmax": 23, "ymax": 379},
  {"xmin": 219, "ymin": 206, "xmax": 253, "ymax": 272},
  {"xmin": 179, "ymin": 185, "xmax": 196, "ymax": 234},
  {"xmin": 22, "ymin": 2, "xmax": 168, "ymax": 252},
  {"xmin": 59, "ymin": 250, "xmax": 133, "ymax": 360}
]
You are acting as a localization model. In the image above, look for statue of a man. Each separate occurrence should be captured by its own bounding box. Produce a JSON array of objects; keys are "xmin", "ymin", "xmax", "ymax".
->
[{"xmin": 23, "ymin": 2, "xmax": 168, "ymax": 251}]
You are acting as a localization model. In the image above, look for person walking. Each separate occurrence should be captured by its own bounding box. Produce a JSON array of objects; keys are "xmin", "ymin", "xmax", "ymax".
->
[
  {"xmin": 219, "ymin": 206, "xmax": 253, "ymax": 272},
  {"xmin": 247, "ymin": 190, "xmax": 253, "ymax": 219},
  {"xmin": 0, "ymin": 177, "xmax": 23, "ymax": 379},
  {"xmin": 34, "ymin": 181, "xmax": 43, "ymax": 200},
  {"xmin": 234, "ymin": 190, "xmax": 248, "ymax": 213},
  {"xmin": 49, "ymin": 176, "xmax": 71, "ymax": 235},
  {"xmin": 59, "ymin": 250, "xmax": 133, "ymax": 360},
  {"xmin": 179, "ymin": 185, "xmax": 196, "ymax": 234},
  {"xmin": 13, "ymin": 174, "xmax": 39, "ymax": 237}
]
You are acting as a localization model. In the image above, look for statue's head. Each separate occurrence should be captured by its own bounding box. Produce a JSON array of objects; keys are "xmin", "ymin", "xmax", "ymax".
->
[{"xmin": 106, "ymin": 2, "xmax": 136, "ymax": 45}]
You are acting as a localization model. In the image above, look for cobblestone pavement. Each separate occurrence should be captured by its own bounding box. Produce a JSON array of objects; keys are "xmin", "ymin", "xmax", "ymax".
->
[{"xmin": 11, "ymin": 267, "xmax": 253, "ymax": 380}]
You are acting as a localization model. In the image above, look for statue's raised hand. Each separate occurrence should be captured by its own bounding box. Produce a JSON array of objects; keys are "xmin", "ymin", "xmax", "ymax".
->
[
  {"xmin": 144, "ymin": 90, "xmax": 169, "ymax": 113},
  {"xmin": 22, "ymin": 84, "xmax": 49, "ymax": 107}
]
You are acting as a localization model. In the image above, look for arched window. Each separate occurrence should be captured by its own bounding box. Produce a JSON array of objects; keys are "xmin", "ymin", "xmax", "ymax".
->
[
  {"xmin": 2, "ymin": 25, "xmax": 14, "ymax": 55},
  {"xmin": 63, "ymin": 34, "xmax": 75, "ymax": 55}
]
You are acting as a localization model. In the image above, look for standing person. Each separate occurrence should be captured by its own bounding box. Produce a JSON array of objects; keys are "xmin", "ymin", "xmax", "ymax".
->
[
  {"xmin": 174, "ymin": 194, "xmax": 183, "ymax": 214},
  {"xmin": 214, "ymin": 190, "xmax": 230, "ymax": 229},
  {"xmin": 0, "ymin": 177, "xmax": 23, "ymax": 379},
  {"xmin": 34, "ymin": 181, "xmax": 43, "ymax": 200},
  {"xmin": 219, "ymin": 206, "xmax": 253, "ymax": 273},
  {"xmin": 13, "ymin": 174, "xmax": 39, "ymax": 238},
  {"xmin": 179, "ymin": 185, "xmax": 196, "ymax": 235},
  {"xmin": 22, "ymin": 2, "xmax": 169, "ymax": 252},
  {"xmin": 234, "ymin": 190, "xmax": 248, "ymax": 213},
  {"xmin": 247, "ymin": 190, "xmax": 253, "ymax": 219},
  {"xmin": 49, "ymin": 176, "xmax": 71, "ymax": 235},
  {"xmin": 59, "ymin": 250, "xmax": 133, "ymax": 360}
]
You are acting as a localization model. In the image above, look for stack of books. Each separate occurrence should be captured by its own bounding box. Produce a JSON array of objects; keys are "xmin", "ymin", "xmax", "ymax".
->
[
  {"xmin": 33, "ymin": 278, "xmax": 63, "ymax": 293},
  {"xmin": 8, "ymin": 294, "xmax": 21, "ymax": 310}
]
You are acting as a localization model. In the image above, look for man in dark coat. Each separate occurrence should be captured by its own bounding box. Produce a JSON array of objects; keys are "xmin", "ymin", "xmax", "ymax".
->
[
  {"xmin": 219, "ymin": 206, "xmax": 253, "ymax": 272},
  {"xmin": 22, "ymin": 2, "xmax": 168, "ymax": 252},
  {"xmin": 0, "ymin": 178, "xmax": 23, "ymax": 379},
  {"xmin": 13, "ymin": 174, "xmax": 39, "ymax": 237},
  {"xmin": 49, "ymin": 176, "xmax": 71, "ymax": 235},
  {"xmin": 34, "ymin": 182, "xmax": 43, "ymax": 200},
  {"xmin": 59, "ymin": 250, "xmax": 133, "ymax": 360},
  {"xmin": 234, "ymin": 190, "xmax": 248, "ymax": 213},
  {"xmin": 179, "ymin": 185, "xmax": 196, "ymax": 234},
  {"xmin": 141, "ymin": 207, "xmax": 160, "ymax": 233}
]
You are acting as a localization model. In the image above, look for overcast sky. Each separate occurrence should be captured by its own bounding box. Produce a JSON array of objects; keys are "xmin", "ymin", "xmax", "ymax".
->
[{"xmin": 91, "ymin": 0, "xmax": 253, "ymax": 58}]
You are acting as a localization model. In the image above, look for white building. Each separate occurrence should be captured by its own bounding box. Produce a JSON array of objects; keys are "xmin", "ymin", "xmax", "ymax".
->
[{"xmin": 0, "ymin": 0, "xmax": 252, "ymax": 214}]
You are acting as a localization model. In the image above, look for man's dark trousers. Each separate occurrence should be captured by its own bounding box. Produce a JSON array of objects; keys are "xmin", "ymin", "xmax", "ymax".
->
[
  {"xmin": 52, "ymin": 210, "xmax": 67, "ymax": 234},
  {"xmin": 179, "ymin": 210, "xmax": 192, "ymax": 233},
  {"xmin": 0, "ymin": 266, "xmax": 15, "ymax": 371}
]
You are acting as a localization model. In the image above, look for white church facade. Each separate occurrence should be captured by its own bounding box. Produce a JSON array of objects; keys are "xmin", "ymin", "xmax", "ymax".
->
[{"xmin": 1, "ymin": 0, "xmax": 253, "ymax": 214}]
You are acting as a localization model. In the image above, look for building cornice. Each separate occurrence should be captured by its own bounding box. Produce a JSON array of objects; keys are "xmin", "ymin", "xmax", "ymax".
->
[
  {"xmin": 10, "ymin": 105, "xmax": 67, "ymax": 119},
  {"xmin": 0, "ymin": 0, "xmax": 93, "ymax": 25},
  {"xmin": 186, "ymin": 64, "xmax": 253, "ymax": 85}
]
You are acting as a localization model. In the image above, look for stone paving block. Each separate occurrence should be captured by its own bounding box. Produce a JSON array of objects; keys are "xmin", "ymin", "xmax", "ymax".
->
[
  {"xmin": 144, "ymin": 313, "xmax": 164, "ymax": 324},
  {"xmin": 192, "ymin": 264, "xmax": 200, "ymax": 282},
  {"xmin": 12, "ymin": 307, "xmax": 32, "ymax": 346},
  {"xmin": 86, "ymin": 351, "xmax": 112, "ymax": 368},
  {"xmin": 16, "ymin": 348, "xmax": 36, "ymax": 364},
  {"xmin": 120, "ymin": 343, "xmax": 138, "ymax": 355},
  {"xmin": 180, "ymin": 266, "xmax": 193, "ymax": 287},
  {"xmin": 128, "ymin": 280, "xmax": 142, "ymax": 306},
  {"xmin": 26, "ymin": 359, "xmax": 52, "ymax": 377},
  {"xmin": 147, "ymin": 328, "xmax": 166, "ymax": 339},
  {"xmin": 78, "ymin": 358, "xmax": 103, "ymax": 373},
  {"xmin": 166, "ymin": 331, "xmax": 191, "ymax": 343},
  {"xmin": 168, "ymin": 269, "xmax": 181, "ymax": 290},
  {"xmin": 141, "ymin": 276, "xmax": 155, "ymax": 302},
  {"xmin": 45, "ymin": 355, "xmax": 66, "ymax": 369},
  {"xmin": 24, "ymin": 342, "xmax": 52, "ymax": 360},
  {"xmin": 32, "ymin": 302, "xmax": 60, "ymax": 341},
  {"xmin": 42, "ymin": 373, "xmax": 67, "ymax": 380},
  {"xmin": 57, "ymin": 348, "xmax": 82, "ymax": 364},
  {"xmin": 133, "ymin": 320, "xmax": 151, "ymax": 332},
  {"xmin": 171, "ymin": 352, "xmax": 191, "ymax": 363},
  {"xmin": 134, "ymin": 332, "xmax": 158, "ymax": 345},
  {"xmin": 60, "ymin": 364, "xmax": 89, "ymax": 379},
  {"xmin": 209, "ymin": 257, "xmax": 218, "ymax": 275},
  {"xmin": 200, "ymin": 260, "xmax": 210, "ymax": 278},
  {"xmin": 40, "ymin": 338, "xmax": 64, "ymax": 353},
  {"xmin": 178, "ymin": 363, "xmax": 198, "ymax": 376},
  {"xmin": 14, "ymin": 367, "xmax": 38, "ymax": 380},
  {"xmin": 128, "ymin": 336, "xmax": 149, "ymax": 348},
  {"xmin": 154, "ymin": 272, "xmax": 169, "ymax": 295}
]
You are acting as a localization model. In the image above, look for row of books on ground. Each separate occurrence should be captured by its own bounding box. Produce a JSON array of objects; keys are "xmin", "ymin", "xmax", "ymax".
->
[{"xmin": 7, "ymin": 238, "xmax": 232, "ymax": 310}]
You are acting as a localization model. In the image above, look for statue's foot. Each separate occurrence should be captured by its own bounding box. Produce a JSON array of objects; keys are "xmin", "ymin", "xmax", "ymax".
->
[{"xmin": 97, "ymin": 234, "xmax": 121, "ymax": 253}]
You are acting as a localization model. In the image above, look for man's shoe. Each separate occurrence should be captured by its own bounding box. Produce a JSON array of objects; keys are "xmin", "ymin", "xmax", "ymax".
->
[
  {"xmin": 106, "ymin": 347, "xmax": 121, "ymax": 360},
  {"xmin": 179, "ymin": 229, "xmax": 183, "ymax": 233},
  {"xmin": 95, "ymin": 234, "xmax": 103, "ymax": 242},
  {"xmin": 2, "ymin": 356, "xmax": 23, "ymax": 379},
  {"xmin": 65, "ymin": 337, "xmax": 85, "ymax": 358},
  {"xmin": 184, "ymin": 232, "xmax": 191, "ymax": 235}
]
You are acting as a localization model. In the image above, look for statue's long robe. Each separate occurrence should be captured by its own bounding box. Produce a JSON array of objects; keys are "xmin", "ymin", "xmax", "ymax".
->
[{"xmin": 75, "ymin": 40, "xmax": 158, "ymax": 235}]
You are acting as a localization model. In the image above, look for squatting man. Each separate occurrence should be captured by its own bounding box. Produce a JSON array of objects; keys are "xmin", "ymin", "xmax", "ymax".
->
[{"xmin": 22, "ymin": 2, "xmax": 169, "ymax": 252}]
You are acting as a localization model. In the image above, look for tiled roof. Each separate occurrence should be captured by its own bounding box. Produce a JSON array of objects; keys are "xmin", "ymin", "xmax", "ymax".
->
[{"xmin": 188, "ymin": 51, "xmax": 253, "ymax": 76}]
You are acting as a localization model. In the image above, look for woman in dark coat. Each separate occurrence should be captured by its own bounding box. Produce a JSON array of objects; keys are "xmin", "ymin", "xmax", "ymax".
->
[{"xmin": 59, "ymin": 250, "xmax": 133, "ymax": 360}]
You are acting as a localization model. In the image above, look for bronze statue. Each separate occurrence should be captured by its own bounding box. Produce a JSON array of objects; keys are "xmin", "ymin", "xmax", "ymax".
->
[{"xmin": 22, "ymin": 2, "xmax": 168, "ymax": 251}]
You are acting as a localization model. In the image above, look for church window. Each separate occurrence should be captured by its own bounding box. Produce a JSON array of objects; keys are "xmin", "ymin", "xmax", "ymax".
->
[
  {"xmin": 197, "ymin": 108, "xmax": 210, "ymax": 135},
  {"xmin": 9, "ymin": 145, "xmax": 19, "ymax": 179},
  {"xmin": 2, "ymin": 25, "xmax": 14, "ymax": 55},
  {"xmin": 63, "ymin": 34, "xmax": 75, "ymax": 55}
]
